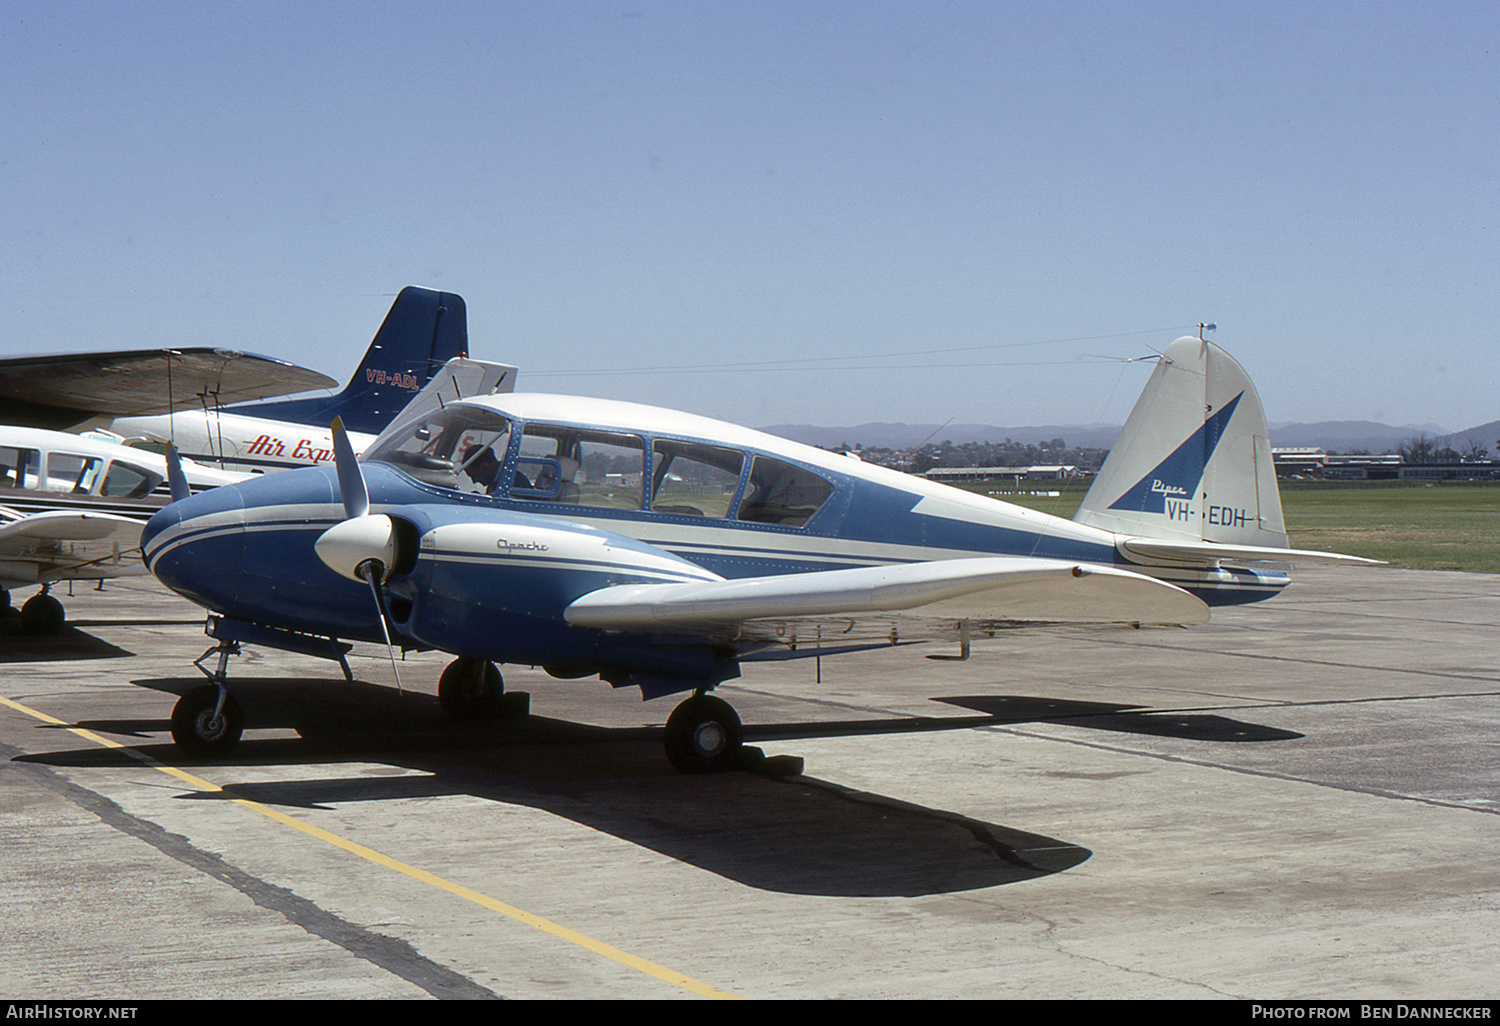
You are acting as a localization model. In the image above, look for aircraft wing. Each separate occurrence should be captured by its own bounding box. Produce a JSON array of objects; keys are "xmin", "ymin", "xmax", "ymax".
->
[
  {"xmin": 0, "ymin": 349, "xmax": 338, "ymax": 429},
  {"xmin": 565, "ymin": 557, "xmax": 1210, "ymax": 632},
  {"xmin": 0, "ymin": 509, "xmax": 146, "ymax": 586}
]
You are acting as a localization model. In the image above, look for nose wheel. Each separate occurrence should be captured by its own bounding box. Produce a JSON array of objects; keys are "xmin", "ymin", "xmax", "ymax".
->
[
  {"xmin": 663, "ymin": 694, "xmax": 743, "ymax": 773},
  {"xmin": 170, "ymin": 633, "xmax": 248, "ymax": 756},
  {"xmin": 170, "ymin": 684, "xmax": 244, "ymax": 756}
]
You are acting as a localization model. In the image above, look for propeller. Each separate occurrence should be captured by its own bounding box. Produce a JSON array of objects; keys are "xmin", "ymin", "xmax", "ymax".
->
[
  {"xmin": 321, "ymin": 417, "xmax": 404, "ymax": 692},
  {"xmin": 164, "ymin": 444, "xmax": 190, "ymax": 503},
  {"xmin": 331, "ymin": 416, "xmax": 369, "ymax": 519}
]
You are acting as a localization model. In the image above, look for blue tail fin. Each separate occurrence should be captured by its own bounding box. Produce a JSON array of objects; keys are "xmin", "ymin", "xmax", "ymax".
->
[{"xmin": 234, "ymin": 287, "xmax": 469, "ymax": 435}]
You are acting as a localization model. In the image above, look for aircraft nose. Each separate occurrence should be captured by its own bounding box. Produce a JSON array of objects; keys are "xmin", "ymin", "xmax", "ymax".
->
[
  {"xmin": 315, "ymin": 515, "xmax": 397, "ymax": 583},
  {"xmin": 143, "ymin": 483, "xmax": 247, "ymax": 605}
]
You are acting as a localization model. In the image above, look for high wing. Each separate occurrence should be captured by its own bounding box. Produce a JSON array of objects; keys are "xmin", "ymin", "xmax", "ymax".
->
[
  {"xmin": 565, "ymin": 556, "xmax": 1209, "ymax": 633},
  {"xmin": 0, "ymin": 349, "xmax": 338, "ymax": 430},
  {"xmin": 0, "ymin": 508, "xmax": 145, "ymax": 587}
]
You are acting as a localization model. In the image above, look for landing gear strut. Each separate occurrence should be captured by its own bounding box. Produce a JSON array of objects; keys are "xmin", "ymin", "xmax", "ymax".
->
[
  {"xmin": 172, "ymin": 635, "xmax": 246, "ymax": 755},
  {"xmin": 438, "ymin": 657, "xmax": 529, "ymax": 719},
  {"xmin": 663, "ymin": 693, "xmax": 743, "ymax": 773}
]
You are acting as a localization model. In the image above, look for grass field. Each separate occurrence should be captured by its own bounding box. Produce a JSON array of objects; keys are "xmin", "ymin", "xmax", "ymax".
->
[{"xmin": 957, "ymin": 480, "xmax": 1500, "ymax": 573}]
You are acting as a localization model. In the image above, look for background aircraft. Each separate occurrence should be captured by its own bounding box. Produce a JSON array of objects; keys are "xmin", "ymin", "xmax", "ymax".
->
[
  {"xmin": 0, "ymin": 426, "xmax": 249, "ymax": 631},
  {"xmin": 0, "ymin": 357, "xmax": 515, "ymax": 634},
  {"xmin": 104, "ymin": 286, "xmax": 511, "ymax": 472},
  {"xmin": 143, "ymin": 336, "xmax": 1371, "ymax": 770},
  {"xmin": 0, "ymin": 348, "xmax": 335, "ymax": 432}
]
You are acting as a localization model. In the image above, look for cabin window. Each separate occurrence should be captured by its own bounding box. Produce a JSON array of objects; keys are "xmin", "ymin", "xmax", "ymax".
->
[
  {"xmin": 0, "ymin": 448, "xmax": 40, "ymax": 490},
  {"xmin": 44, "ymin": 453, "xmax": 103, "ymax": 494},
  {"xmin": 737, "ymin": 455, "xmax": 834, "ymax": 528},
  {"xmin": 513, "ymin": 425, "xmax": 644, "ymax": 509},
  {"xmin": 650, "ymin": 440, "xmax": 744, "ymax": 518},
  {"xmin": 365, "ymin": 406, "xmax": 514, "ymax": 494}
]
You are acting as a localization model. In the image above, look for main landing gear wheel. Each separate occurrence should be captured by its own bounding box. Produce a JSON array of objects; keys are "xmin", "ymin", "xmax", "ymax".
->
[
  {"xmin": 20, "ymin": 591, "xmax": 65, "ymax": 635},
  {"xmin": 171, "ymin": 685, "xmax": 244, "ymax": 756},
  {"xmin": 438, "ymin": 658, "xmax": 529, "ymax": 719},
  {"xmin": 664, "ymin": 694, "xmax": 743, "ymax": 774}
]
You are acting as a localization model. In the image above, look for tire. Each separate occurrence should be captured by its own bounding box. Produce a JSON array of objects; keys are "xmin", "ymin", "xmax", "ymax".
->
[
  {"xmin": 438, "ymin": 658, "xmax": 505, "ymax": 719},
  {"xmin": 20, "ymin": 592, "xmax": 65, "ymax": 635},
  {"xmin": 663, "ymin": 694, "xmax": 743, "ymax": 774},
  {"xmin": 170, "ymin": 685, "xmax": 244, "ymax": 756}
]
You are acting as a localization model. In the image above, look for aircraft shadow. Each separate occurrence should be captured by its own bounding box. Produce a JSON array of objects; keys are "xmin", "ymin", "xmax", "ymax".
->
[
  {"xmin": 16, "ymin": 676, "xmax": 1301, "ymax": 897},
  {"xmin": 0, "ymin": 622, "xmax": 132, "ymax": 661}
]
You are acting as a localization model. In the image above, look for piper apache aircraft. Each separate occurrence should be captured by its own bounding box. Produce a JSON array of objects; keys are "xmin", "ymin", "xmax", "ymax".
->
[{"xmin": 143, "ymin": 336, "xmax": 1371, "ymax": 771}]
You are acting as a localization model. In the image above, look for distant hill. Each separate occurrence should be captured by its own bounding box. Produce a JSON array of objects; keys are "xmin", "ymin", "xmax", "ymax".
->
[
  {"xmin": 1266, "ymin": 421, "xmax": 1448, "ymax": 453},
  {"xmin": 763, "ymin": 419, "xmax": 1478, "ymax": 454},
  {"xmin": 1437, "ymin": 420, "xmax": 1500, "ymax": 456}
]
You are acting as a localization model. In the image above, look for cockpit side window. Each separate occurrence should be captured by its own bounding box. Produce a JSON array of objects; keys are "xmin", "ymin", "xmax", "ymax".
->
[
  {"xmin": 737, "ymin": 455, "xmax": 834, "ymax": 528},
  {"xmin": 513, "ymin": 425, "xmax": 644, "ymax": 509},
  {"xmin": 100, "ymin": 461, "xmax": 160, "ymax": 499},
  {"xmin": 365, "ymin": 406, "xmax": 514, "ymax": 494},
  {"xmin": 650, "ymin": 440, "xmax": 744, "ymax": 518}
]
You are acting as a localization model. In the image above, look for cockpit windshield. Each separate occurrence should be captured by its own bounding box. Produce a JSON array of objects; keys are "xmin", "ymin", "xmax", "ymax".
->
[{"xmin": 365, "ymin": 405, "xmax": 513, "ymax": 494}]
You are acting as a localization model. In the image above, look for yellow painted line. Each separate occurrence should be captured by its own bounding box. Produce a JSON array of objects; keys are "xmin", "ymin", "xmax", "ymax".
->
[{"xmin": 1, "ymin": 694, "xmax": 740, "ymax": 1000}]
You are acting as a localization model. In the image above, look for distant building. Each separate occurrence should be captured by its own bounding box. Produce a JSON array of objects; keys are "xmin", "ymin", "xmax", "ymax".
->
[
  {"xmin": 1271, "ymin": 448, "xmax": 1328, "ymax": 477},
  {"xmin": 923, "ymin": 465, "xmax": 1079, "ymax": 484},
  {"xmin": 1272, "ymin": 448, "xmax": 1499, "ymax": 481}
]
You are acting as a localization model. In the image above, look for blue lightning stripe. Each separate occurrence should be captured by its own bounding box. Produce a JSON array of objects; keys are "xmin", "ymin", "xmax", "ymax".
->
[{"xmin": 1108, "ymin": 391, "xmax": 1244, "ymax": 514}]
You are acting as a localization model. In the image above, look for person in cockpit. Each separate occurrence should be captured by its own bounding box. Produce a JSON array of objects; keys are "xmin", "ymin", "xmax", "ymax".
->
[{"xmin": 461, "ymin": 445, "xmax": 504, "ymax": 493}]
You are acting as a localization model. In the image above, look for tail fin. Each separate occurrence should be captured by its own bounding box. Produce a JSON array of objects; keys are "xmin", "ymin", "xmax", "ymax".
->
[
  {"xmin": 1074, "ymin": 336, "xmax": 1286, "ymax": 548},
  {"xmin": 236, "ymin": 287, "xmax": 469, "ymax": 434}
]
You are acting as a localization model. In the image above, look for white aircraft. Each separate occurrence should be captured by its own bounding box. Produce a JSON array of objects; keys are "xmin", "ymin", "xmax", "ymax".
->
[
  {"xmin": 103, "ymin": 287, "xmax": 514, "ymax": 473},
  {"xmin": 145, "ymin": 335, "xmax": 1374, "ymax": 768},
  {"xmin": 0, "ymin": 426, "xmax": 248, "ymax": 631}
]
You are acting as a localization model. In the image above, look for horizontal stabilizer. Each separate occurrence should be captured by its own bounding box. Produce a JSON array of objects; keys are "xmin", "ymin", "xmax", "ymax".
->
[
  {"xmin": 1119, "ymin": 537, "xmax": 1384, "ymax": 567},
  {"xmin": 565, "ymin": 557, "xmax": 1209, "ymax": 630}
]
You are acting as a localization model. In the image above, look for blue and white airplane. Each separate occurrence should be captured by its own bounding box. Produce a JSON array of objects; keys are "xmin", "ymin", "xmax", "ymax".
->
[{"xmin": 143, "ymin": 336, "xmax": 1371, "ymax": 770}]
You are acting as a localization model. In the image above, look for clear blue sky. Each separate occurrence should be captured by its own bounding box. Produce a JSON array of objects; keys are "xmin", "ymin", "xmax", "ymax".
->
[{"xmin": 4, "ymin": 1, "xmax": 1496, "ymax": 434}]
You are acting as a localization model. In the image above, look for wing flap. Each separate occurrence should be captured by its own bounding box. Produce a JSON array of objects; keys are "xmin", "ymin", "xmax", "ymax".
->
[{"xmin": 565, "ymin": 557, "xmax": 1209, "ymax": 630}]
